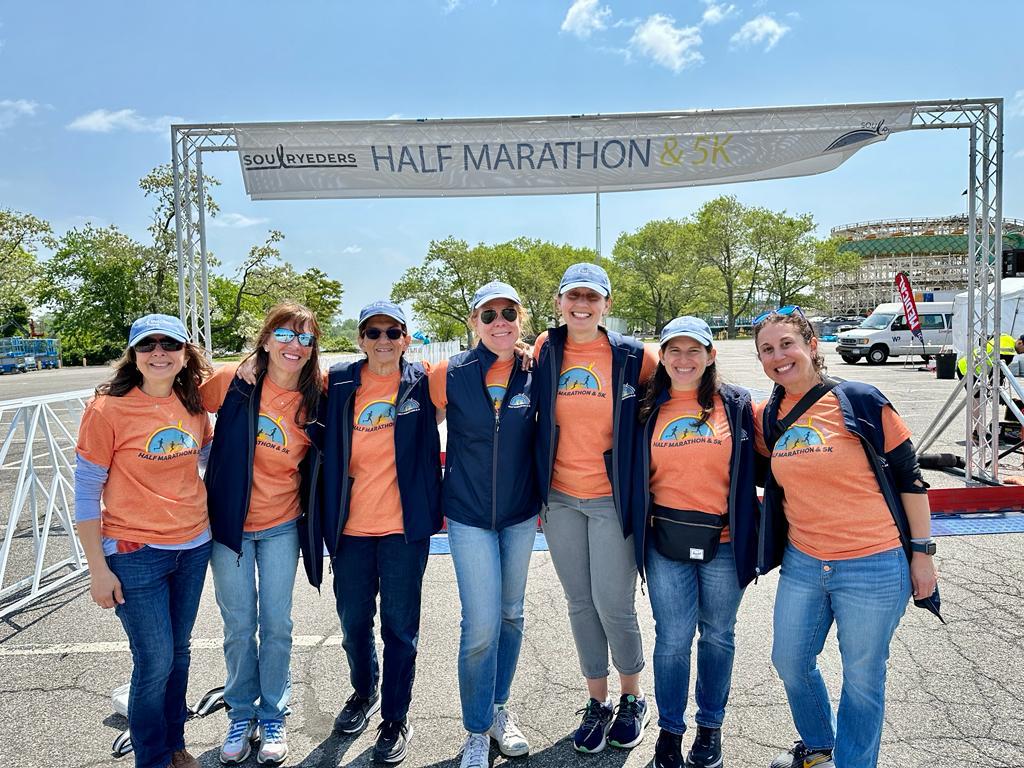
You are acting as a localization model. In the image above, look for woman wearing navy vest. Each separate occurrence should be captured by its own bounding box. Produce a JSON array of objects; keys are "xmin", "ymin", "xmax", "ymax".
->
[
  {"xmin": 534, "ymin": 263, "xmax": 658, "ymax": 754},
  {"xmin": 202, "ymin": 302, "xmax": 324, "ymax": 766},
  {"xmin": 321, "ymin": 301, "xmax": 442, "ymax": 765},
  {"xmin": 426, "ymin": 281, "xmax": 539, "ymax": 768},
  {"xmin": 753, "ymin": 308, "xmax": 938, "ymax": 768},
  {"xmin": 630, "ymin": 317, "xmax": 759, "ymax": 768}
]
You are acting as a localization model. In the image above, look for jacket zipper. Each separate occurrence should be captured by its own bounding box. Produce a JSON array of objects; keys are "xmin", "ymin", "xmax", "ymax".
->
[
  {"xmin": 640, "ymin": 403, "xmax": 656, "ymax": 581},
  {"xmin": 610, "ymin": 350, "xmax": 625, "ymax": 518},
  {"xmin": 546, "ymin": 340, "xmax": 559, "ymax": 494},
  {"xmin": 756, "ymin": 393, "xmax": 776, "ymax": 577},
  {"xmin": 722, "ymin": 395, "xmax": 743, "ymax": 580},
  {"xmin": 850, "ymin": 426, "xmax": 912, "ymax": 558},
  {"xmin": 336, "ymin": 385, "xmax": 356, "ymax": 557},
  {"xmin": 490, "ymin": 362, "xmax": 517, "ymax": 531},
  {"xmin": 237, "ymin": 377, "xmax": 261, "ymax": 566}
]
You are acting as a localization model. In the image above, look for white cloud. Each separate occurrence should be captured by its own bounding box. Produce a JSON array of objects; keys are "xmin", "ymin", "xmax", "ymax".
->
[
  {"xmin": 1010, "ymin": 90, "xmax": 1024, "ymax": 118},
  {"xmin": 0, "ymin": 99, "xmax": 39, "ymax": 129},
  {"xmin": 629, "ymin": 14, "xmax": 703, "ymax": 73},
  {"xmin": 730, "ymin": 15, "xmax": 790, "ymax": 51},
  {"xmin": 67, "ymin": 108, "xmax": 183, "ymax": 134},
  {"xmin": 341, "ymin": 245, "xmax": 363, "ymax": 254},
  {"xmin": 443, "ymin": 0, "xmax": 461, "ymax": 13},
  {"xmin": 561, "ymin": 0, "xmax": 612, "ymax": 39},
  {"xmin": 1014, "ymin": 148, "xmax": 1024, "ymax": 159},
  {"xmin": 701, "ymin": 2, "xmax": 737, "ymax": 26},
  {"xmin": 210, "ymin": 213, "xmax": 269, "ymax": 229}
]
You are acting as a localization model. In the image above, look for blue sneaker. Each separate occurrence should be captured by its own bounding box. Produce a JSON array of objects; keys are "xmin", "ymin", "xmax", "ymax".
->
[
  {"xmin": 573, "ymin": 698, "xmax": 613, "ymax": 753},
  {"xmin": 607, "ymin": 693, "xmax": 650, "ymax": 749},
  {"xmin": 219, "ymin": 718, "xmax": 257, "ymax": 765}
]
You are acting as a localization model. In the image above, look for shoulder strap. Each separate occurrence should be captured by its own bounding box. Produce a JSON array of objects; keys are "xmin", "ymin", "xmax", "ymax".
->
[{"xmin": 769, "ymin": 376, "xmax": 838, "ymax": 449}]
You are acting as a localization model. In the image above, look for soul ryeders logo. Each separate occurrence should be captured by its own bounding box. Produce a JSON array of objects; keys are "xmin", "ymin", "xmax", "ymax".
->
[{"xmin": 242, "ymin": 144, "xmax": 357, "ymax": 171}]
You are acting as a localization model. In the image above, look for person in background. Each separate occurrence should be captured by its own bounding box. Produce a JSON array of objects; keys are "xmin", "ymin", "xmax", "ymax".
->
[
  {"xmin": 201, "ymin": 302, "xmax": 324, "ymax": 766},
  {"xmin": 427, "ymin": 281, "xmax": 539, "ymax": 768},
  {"xmin": 533, "ymin": 262, "xmax": 658, "ymax": 754},
  {"xmin": 75, "ymin": 314, "xmax": 213, "ymax": 768},
  {"xmin": 322, "ymin": 301, "xmax": 442, "ymax": 765},
  {"xmin": 631, "ymin": 317, "xmax": 760, "ymax": 768}
]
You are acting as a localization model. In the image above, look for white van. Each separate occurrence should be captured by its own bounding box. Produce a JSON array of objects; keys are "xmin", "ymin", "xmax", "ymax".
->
[{"xmin": 835, "ymin": 301, "xmax": 954, "ymax": 364}]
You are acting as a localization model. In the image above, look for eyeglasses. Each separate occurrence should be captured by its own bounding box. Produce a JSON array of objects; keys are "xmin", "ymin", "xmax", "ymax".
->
[
  {"xmin": 135, "ymin": 338, "xmax": 185, "ymax": 353},
  {"xmin": 479, "ymin": 307, "xmax": 518, "ymax": 324},
  {"xmin": 272, "ymin": 328, "xmax": 317, "ymax": 347},
  {"xmin": 753, "ymin": 305, "xmax": 804, "ymax": 326},
  {"xmin": 362, "ymin": 327, "xmax": 404, "ymax": 341}
]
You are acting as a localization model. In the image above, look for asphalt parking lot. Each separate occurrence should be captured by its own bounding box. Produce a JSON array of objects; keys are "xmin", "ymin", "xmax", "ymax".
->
[{"xmin": 1, "ymin": 342, "xmax": 1022, "ymax": 768}]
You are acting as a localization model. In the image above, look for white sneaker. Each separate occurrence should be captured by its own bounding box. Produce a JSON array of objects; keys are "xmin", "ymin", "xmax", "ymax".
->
[
  {"xmin": 460, "ymin": 732, "xmax": 490, "ymax": 768},
  {"xmin": 220, "ymin": 719, "xmax": 257, "ymax": 765},
  {"xmin": 256, "ymin": 719, "xmax": 288, "ymax": 765},
  {"xmin": 488, "ymin": 705, "xmax": 530, "ymax": 757}
]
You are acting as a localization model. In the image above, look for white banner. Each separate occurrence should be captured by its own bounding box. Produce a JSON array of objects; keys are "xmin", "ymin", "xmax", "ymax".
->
[{"xmin": 233, "ymin": 104, "xmax": 916, "ymax": 200}]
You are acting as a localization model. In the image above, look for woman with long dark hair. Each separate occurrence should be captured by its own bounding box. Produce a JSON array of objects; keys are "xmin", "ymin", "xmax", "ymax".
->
[
  {"xmin": 631, "ymin": 317, "xmax": 759, "ymax": 768},
  {"xmin": 75, "ymin": 314, "xmax": 214, "ymax": 768},
  {"xmin": 201, "ymin": 302, "xmax": 324, "ymax": 766}
]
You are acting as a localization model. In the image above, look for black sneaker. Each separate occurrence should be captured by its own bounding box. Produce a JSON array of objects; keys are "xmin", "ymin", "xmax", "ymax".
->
[
  {"xmin": 607, "ymin": 693, "xmax": 650, "ymax": 749},
  {"xmin": 654, "ymin": 729, "xmax": 684, "ymax": 768},
  {"xmin": 573, "ymin": 698, "xmax": 613, "ymax": 753},
  {"xmin": 373, "ymin": 719, "xmax": 413, "ymax": 764},
  {"xmin": 686, "ymin": 726, "xmax": 722, "ymax": 768},
  {"xmin": 334, "ymin": 691, "xmax": 381, "ymax": 735},
  {"xmin": 769, "ymin": 741, "xmax": 834, "ymax": 768}
]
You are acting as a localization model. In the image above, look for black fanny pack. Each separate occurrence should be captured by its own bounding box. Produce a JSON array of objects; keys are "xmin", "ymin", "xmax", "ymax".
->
[{"xmin": 650, "ymin": 505, "xmax": 724, "ymax": 564}]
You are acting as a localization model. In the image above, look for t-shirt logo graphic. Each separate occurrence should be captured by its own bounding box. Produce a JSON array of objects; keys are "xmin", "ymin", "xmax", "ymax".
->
[
  {"xmin": 146, "ymin": 421, "xmax": 198, "ymax": 454},
  {"xmin": 776, "ymin": 420, "xmax": 826, "ymax": 451},
  {"xmin": 358, "ymin": 397, "xmax": 396, "ymax": 427},
  {"xmin": 487, "ymin": 384, "xmax": 506, "ymax": 411},
  {"xmin": 257, "ymin": 414, "xmax": 288, "ymax": 446},
  {"xmin": 659, "ymin": 416, "xmax": 714, "ymax": 442},
  {"xmin": 559, "ymin": 363, "xmax": 601, "ymax": 391}
]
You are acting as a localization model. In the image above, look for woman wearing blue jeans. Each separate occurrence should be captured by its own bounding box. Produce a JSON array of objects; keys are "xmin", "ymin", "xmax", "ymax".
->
[
  {"xmin": 427, "ymin": 281, "xmax": 540, "ymax": 768},
  {"xmin": 75, "ymin": 313, "xmax": 214, "ymax": 768},
  {"xmin": 631, "ymin": 317, "xmax": 760, "ymax": 768},
  {"xmin": 753, "ymin": 309, "xmax": 938, "ymax": 768}
]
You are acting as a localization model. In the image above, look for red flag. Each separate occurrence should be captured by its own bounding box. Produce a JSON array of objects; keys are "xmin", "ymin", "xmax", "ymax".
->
[{"xmin": 894, "ymin": 272, "xmax": 922, "ymax": 340}]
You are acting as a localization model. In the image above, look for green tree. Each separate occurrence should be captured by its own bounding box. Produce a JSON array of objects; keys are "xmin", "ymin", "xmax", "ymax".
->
[
  {"xmin": 694, "ymin": 196, "xmax": 760, "ymax": 338},
  {"xmin": 748, "ymin": 208, "xmax": 820, "ymax": 308},
  {"xmin": 0, "ymin": 209, "xmax": 55, "ymax": 323}
]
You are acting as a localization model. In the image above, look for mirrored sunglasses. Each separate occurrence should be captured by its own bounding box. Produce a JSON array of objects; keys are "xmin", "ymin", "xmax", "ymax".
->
[
  {"xmin": 753, "ymin": 305, "xmax": 804, "ymax": 326},
  {"xmin": 362, "ymin": 327, "xmax": 404, "ymax": 341},
  {"xmin": 135, "ymin": 337, "xmax": 185, "ymax": 353},
  {"xmin": 272, "ymin": 328, "xmax": 316, "ymax": 347},
  {"xmin": 480, "ymin": 307, "xmax": 518, "ymax": 324}
]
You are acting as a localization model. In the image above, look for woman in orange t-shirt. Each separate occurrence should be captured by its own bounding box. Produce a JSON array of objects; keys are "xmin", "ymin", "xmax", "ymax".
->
[
  {"xmin": 74, "ymin": 314, "xmax": 213, "ymax": 768},
  {"xmin": 752, "ymin": 308, "xmax": 938, "ymax": 768}
]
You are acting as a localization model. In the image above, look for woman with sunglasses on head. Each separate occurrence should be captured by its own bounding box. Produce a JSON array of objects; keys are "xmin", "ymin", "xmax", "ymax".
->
[
  {"xmin": 425, "ymin": 282, "xmax": 540, "ymax": 768},
  {"xmin": 533, "ymin": 262, "xmax": 658, "ymax": 754},
  {"xmin": 630, "ymin": 317, "xmax": 760, "ymax": 768},
  {"xmin": 75, "ymin": 314, "xmax": 213, "ymax": 768},
  {"xmin": 200, "ymin": 302, "xmax": 324, "ymax": 766},
  {"xmin": 752, "ymin": 306, "xmax": 938, "ymax": 768},
  {"xmin": 322, "ymin": 301, "xmax": 442, "ymax": 765}
]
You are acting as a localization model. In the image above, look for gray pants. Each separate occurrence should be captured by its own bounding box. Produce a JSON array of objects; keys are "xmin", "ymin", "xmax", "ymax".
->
[{"xmin": 542, "ymin": 488, "xmax": 645, "ymax": 679}]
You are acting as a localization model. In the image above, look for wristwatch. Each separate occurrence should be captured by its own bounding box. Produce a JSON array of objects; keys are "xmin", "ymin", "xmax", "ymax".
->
[{"xmin": 911, "ymin": 539, "xmax": 936, "ymax": 555}]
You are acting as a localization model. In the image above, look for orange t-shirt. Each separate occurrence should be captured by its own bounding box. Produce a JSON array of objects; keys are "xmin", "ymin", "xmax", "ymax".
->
[
  {"xmin": 346, "ymin": 369, "xmax": 404, "ymax": 537},
  {"xmin": 649, "ymin": 390, "xmax": 732, "ymax": 542},
  {"xmin": 201, "ymin": 364, "xmax": 311, "ymax": 532},
  {"xmin": 427, "ymin": 356, "xmax": 515, "ymax": 412},
  {"xmin": 754, "ymin": 391, "xmax": 912, "ymax": 560},
  {"xmin": 76, "ymin": 388, "xmax": 212, "ymax": 545},
  {"xmin": 535, "ymin": 331, "xmax": 657, "ymax": 499}
]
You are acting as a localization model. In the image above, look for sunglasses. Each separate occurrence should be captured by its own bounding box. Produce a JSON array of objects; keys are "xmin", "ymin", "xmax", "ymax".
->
[
  {"xmin": 480, "ymin": 307, "xmax": 518, "ymax": 324},
  {"xmin": 362, "ymin": 327, "xmax": 404, "ymax": 341},
  {"xmin": 753, "ymin": 305, "xmax": 804, "ymax": 325},
  {"xmin": 272, "ymin": 328, "xmax": 316, "ymax": 347},
  {"xmin": 135, "ymin": 338, "xmax": 185, "ymax": 353}
]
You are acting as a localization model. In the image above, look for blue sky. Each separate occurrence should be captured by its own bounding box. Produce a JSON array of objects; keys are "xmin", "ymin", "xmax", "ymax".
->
[{"xmin": 2, "ymin": 0, "xmax": 1022, "ymax": 319}]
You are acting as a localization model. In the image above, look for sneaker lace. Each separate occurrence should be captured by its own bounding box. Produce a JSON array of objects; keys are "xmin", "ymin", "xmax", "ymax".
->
[
  {"xmin": 377, "ymin": 719, "xmax": 402, "ymax": 743},
  {"xmin": 695, "ymin": 727, "xmax": 713, "ymax": 750},
  {"xmin": 260, "ymin": 719, "xmax": 285, "ymax": 743},
  {"xmin": 612, "ymin": 695, "xmax": 641, "ymax": 723},
  {"xmin": 574, "ymin": 700, "xmax": 608, "ymax": 733},
  {"xmin": 226, "ymin": 719, "xmax": 252, "ymax": 743},
  {"xmin": 495, "ymin": 708, "xmax": 523, "ymax": 737},
  {"xmin": 464, "ymin": 733, "xmax": 489, "ymax": 763}
]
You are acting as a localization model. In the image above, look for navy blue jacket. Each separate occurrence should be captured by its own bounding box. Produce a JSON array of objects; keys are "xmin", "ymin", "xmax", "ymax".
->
[
  {"xmin": 631, "ymin": 383, "xmax": 760, "ymax": 586},
  {"xmin": 758, "ymin": 379, "xmax": 913, "ymax": 576},
  {"xmin": 534, "ymin": 325, "xmax": 647, "ymax": 534},
  {"xmin": 442, "ymin": 345, "xmax": 541, "ymax": 530},
  {"xmin": 204, "ymin": 373, "xmax": 325, "ymax": 588},
  {"xmin": 321, "ymin": 359, "xmax": 442, "ymax": 558}
]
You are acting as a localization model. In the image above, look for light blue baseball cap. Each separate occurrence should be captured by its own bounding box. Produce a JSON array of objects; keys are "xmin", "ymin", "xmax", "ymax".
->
[
  {"xmin": 559, "ymin": 262, "xmax": 611, "ymax": 297},
  {"xmin": 128, "ymin": 314, "xmax": 189, "ymax": 348},
  {"xmin": 660, "ymin": 316, "xmax": 714, "ymax": 347},
  {"xmin": 472, "ymin": 280, "xmax": 522, "ymax": 310},
  {"xmin": 358, "ymin": 300, "xmax": 407, "ymax": 329}
]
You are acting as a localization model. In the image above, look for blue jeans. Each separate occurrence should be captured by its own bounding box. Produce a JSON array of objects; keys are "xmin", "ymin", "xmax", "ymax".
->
[
  {"xmin": 772, "ymin": 544, "xmax": 910, "ymax": 768},
  {"xmin": 332, "ymin": 534, "xmax": 430, "ymax": 722},
  {"xmin": 107, "ymin": 542, "xmax": 211, "ymax": 768},
  {"xmin": 646, "ymin": 540, "xmax": 744, "ymax": 735},
  {"xmin": 210, "ymin": 519, "xmax": 299, "ymax": 721},
  {"xmin": 448, "ymin": 517, "xmax": 536, "ymax": 733}
]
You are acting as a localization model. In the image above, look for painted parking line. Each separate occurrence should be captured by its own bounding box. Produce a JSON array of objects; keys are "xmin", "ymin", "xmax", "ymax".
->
[{"xmin": 0, "ymin": 634, "xmax": 345, "ymax": 657}]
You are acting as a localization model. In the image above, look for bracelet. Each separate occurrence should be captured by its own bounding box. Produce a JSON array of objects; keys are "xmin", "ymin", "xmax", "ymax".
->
[{"xmin": 911, "ymin": 536, "xmax": 933, "ymax": 543}]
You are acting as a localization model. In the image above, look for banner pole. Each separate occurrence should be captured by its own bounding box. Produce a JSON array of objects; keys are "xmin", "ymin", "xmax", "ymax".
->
[{"xmin": 595, "ymin": 191, "xmax": 602, "ymax": 257}]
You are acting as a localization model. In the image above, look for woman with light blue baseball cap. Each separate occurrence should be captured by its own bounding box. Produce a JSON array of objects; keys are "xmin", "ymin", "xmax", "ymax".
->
[
  {"xmin": 630, "ymin": 316, "xmax": 759, "ymax": 768},
  {"xmin": 425, "ymin": 280, "xmax": 540, "ymax": 768}
]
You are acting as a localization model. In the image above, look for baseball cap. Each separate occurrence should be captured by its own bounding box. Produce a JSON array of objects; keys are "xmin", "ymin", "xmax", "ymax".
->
[
  {"xmin": 659, "ymin": 316, "xmax": 714, "ymax": 347},
  {"xmin": 472, "ymin": 281, "xmax": 522, "ymax": 310},
  {"xmin": 128, "ymin": 314, "xmax": 189, "ymax": 348},
  {"xmin": 559, "ymin": 262, "xmax": 611, "ymax": 297},
  {"xmin": 358, "ymin": 300, "xmax": 407, "ymax": 329}
]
